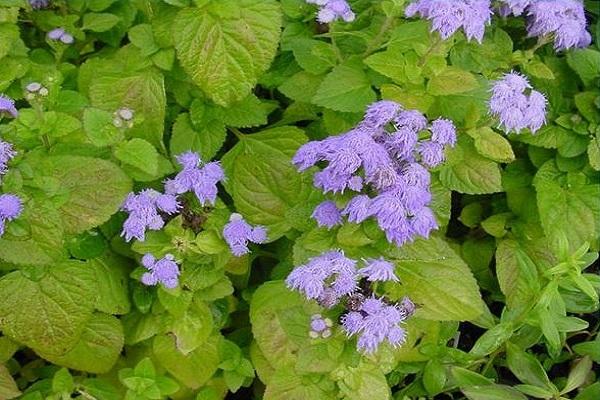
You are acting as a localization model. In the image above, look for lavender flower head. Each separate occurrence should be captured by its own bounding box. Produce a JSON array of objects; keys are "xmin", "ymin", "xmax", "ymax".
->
[
  {"xmin": 306, "ymin": 0, "xmax": 355, "ymax": 23},
  {"xmin": 0, "ymin": 194, "xmax": 23, "ymax": 236},
  {"xmin": 309, "ymin": 314, "xmax": 333, "ymax": 338},
  {"xmin": 121, "ymin": 189, "xmax": 180, "ymax": 242},
  {"xmin": 29, "ymin": 0, "xmax": 50, "ymax": 9},
  {"xmin": 405, "ymin": 0, "xmax": 492, "ymax": 43},
  {"xmin": 359, "ymin": 258, "xmax": 399, "ymax": 282},
  {"xmin": 294, "ymin": 100, "xmax": 456, "ymax": 247},
  {"xmin": 526, "ymin": 0, "xmax": 590, "ymax": 51},
  {"xmin": 0, "ymin": 95, "xmax": 18, "ymax": 118},
  {"xmin": 0, "ymin": 141, "xmax": 16, "ymax": 177},
  {"xmin": 497, "ymin": 0, "xmax": 531, "ymax": 16},
  {"xmin": 223, "ymin": 213, "xmax": 267, "ymax": 257},
  {"xmin": 165, "ymin": 151, "xmax": 225, "ymax": 206},
  {"xmin": 141, "ymin": 253, "xmax": 180, "ymax": 289},
  {"xmin": 312, "ymin": 200, "xmax": 343, "ymax": 229},
  {"xmin": 489, "ymin": 72, "xmax": 547, "ymax": 134},
  {"xmin": 47, "ymin": 28, "xmax": 74, "ymax": 44}
]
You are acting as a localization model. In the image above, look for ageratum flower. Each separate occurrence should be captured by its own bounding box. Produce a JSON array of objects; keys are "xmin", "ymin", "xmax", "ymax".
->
[
  {"xmin": 286, "ymin": 250, "xmax": 358, "ymax": 306},
  {"xmin": 0, "ymin": 194, "xmax": 23, "ymax": 236},
  {"xmin": 309, "ymin": 314, "xmax": 333, "ymax": 338},
  {"xmin": 0, "ymin": 95, "xmax": 18, "ymax": 118},
  {"xmin": 497, "ymin": 0, "xmax": 531, "ymax": 16},
  {"xmin": 306, "ymin": 0, "xmax": 355, "ymax": 23},
  {"xmin": 140, "ymin": 253, "xmax": 180, "ymax": 289},
  {"xmin": 121, "ymin": 189, "xmax": 180, "ymax": 242},
  {"xmin": 165, "ymin": 151, "xmax": 225, "ymax": 206},
  {"xmin": 0, "ymin": 141, "xmax": 16, "ymax": 177},
  {"xmin": 527, "ymin": 0, "xmax": 590, "ymax": 51},
  {"xmin": 47, "ymin": 27, "xmax": 74, "ymax": 44},
  {"xmin": 29, "ymin": 0, "xmax": 50, "ymax": 9},
  {"xmin": 358, "ymin": 258, "xmax": 399, "ymax": 282},
  {"xmin": 341, "ymin": 296, "xmax": 412, "ymax": 354},
  {"xmin": 489, "ymin": 72, "xmax": 547, "ymax": 134},
  {"xmin": 294, "ymin": 100, "xmax": 456, "ymax": 247},
  {"xmin": 223, "ymin": 213, "xmax": 267, "ymax": 257},
  {"xmin": 405, "ymin": 0, "xmax": 492, "ymax": 43}
]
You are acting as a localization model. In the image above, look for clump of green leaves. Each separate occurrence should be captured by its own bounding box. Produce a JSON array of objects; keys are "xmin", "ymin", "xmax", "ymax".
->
[{"xmin": 0, "ymin": 1, "xmax": 598, "ymax": 400}]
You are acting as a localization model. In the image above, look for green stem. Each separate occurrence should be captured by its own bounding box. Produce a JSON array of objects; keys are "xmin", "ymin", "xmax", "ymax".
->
[
  {"xmin": 229, "ymin": 127, "xmax": 245, "ymax": 140},
  {"xmin": 362, "ymin": 16, "xmax": 394, "ymax": 57}
]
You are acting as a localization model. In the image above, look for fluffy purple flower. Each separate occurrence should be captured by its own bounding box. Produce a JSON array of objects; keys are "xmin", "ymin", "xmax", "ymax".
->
[
  {"xmin": 0, "ymin": 141, "xmax": 16, "ymax": 176},
  {"xmin": 359, "ymin": 258, "xmax": 399, "ymax": 282},
  {"xmin": 362, "ymin": 100, "xmax": 402, "ymax": 129},
  {"xmin": 430, "ymin": 118, "xmax": 457, "ymax": 146},
  {"xmin": 418, "ymin": 141, "xmax": 445, "ymax": 167},
  {"xmin": 341, "ymin": 311, "xmax": 364, "ymax": 336},
  {"xmin": 527, "ymin": 0, "xmax": 590, "ymax": 51},
  {"xmin": 166, "ymin": 151, "xmax": 225, "ymax": 206},
  {"xmin": 385, "ymin": 128, "xmax": 418, "ymax": 159},
  {"xmin": 29, "ymin": 0, "xmax": 50, "ymax": 9},
  {"xmin": 342, "ymin": 195, "xmax": 373, "ymax": 223},
  {"xmin": 223, "ymin": 213, "xmax": 267, "ymax": 257},
  {"xmin": 0, "ymin": 95, "xmax": 18, "ymax": 118},
  {"xmin": 308, "ymin": 0, "xmax": 355, "ymax": 23},
  {"xmin": 497, "ymin": 0, "xmax": 531, "ymax": 16},
  {"xmin": 405, "ymin": 0, "xmax": 492, "ymax": 43},
  {"xmin": 47, "ymin": 27, "xmax": 74, "ymax": 44},
  {"xmin": 0, "ymin": 194, "xmax": 23, "ymax": 236},
  {"xmin": 121, "ymin": 189, "xmax": 179, "ymax": 242},
  {"xmin": 312, "ymin": 200, "xmax": 342, "ymax": 229},
  {"xmin": 141, "ymin": 253, "xmax": 180, "ymax": 289},
  {"xmin": 489, "ymin": 72, "xmax": 547, "ymax": 134},
  {"xmin": 394, "ymin": 110, "xmax": 428, "ymax": 132},
  {"xmin": 410, "ymin": 207, "xmax": 438, "ymax": 237},
  {"xmin": 286, "ymin": 250, "xmax": 358, "ymax": 304}
]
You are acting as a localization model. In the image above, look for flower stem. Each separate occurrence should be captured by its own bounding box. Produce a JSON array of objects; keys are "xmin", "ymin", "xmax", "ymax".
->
[{"xmin": 363, "ymin": 16, "xmax": 394, "ymax": 57}]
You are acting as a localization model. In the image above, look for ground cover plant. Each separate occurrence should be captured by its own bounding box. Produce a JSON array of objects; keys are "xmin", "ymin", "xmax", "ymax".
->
[{"xmin": 0, "ymin": 0, "xmax": 598, "ymax": 399}]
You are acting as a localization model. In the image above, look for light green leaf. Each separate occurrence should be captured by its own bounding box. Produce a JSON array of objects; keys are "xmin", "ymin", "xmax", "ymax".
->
[
  {"xmin": 0, "ymin": 262, "xmax": 96, "ymax": 355},
  {"xmin": 0, "ymin": 365, "xmax": 20, "ymax": 400},
  {"xmin": 439, "ymin": 137, "xmax": 503, "ymax": 194},
  {"xmin": 264, "ymin": 368, "xmax": 335, "ymax": 400},
  {"xmin": 566, "ymin": 49, "xmax": 600, "ymax": 86},
  {"xmin": 588, "ymin": 138, "xmax": 600, "ymax": 171},
  {"xmin": 290, "ymin": 38, "xmax": 337, "ymax": 75},
  {"xmin": 561, "ymin": 356, "xmax": 593, "ymax": 395},
  {"xmin": 34, "ymin": 156, "xmax": 131, "ymax": 234},
  {"xmin": 384, "ymin": 236, "xmax": 486, "ymax": 321},
  {"xmin": 221, "ymin": 126, "xmax": 317, "ymax": 240},
  {"xmin": 336, "ymin": 364, "xmax": 391, "ymax": 400},
  {"xmin": 495, "ymin": 239, "xmax": 541, "ymax": 310},
  {"xmin": 463, "ymin": 384, "xmax": 528, "ymax": 400},
  {"xmin": 278, "ymin": 71, "xmax": 323, "ymax": 103},
  {"xmin": 39, "ymin": 314, "xmax": 123, "ymax": 373},
  {"xmin": 312, "ymin": 60, "xmax": 376, "ymax": 112},
  {"xmin": 90, "ymin": 252, "xmax": 131, "ymax": 315},
  {"xmin": 114, "ymin": 138, "xmax": 159, "ymax": 175},
  {"xmin": 173, "ymin": 0, "xmax": 282, "ymax": 106},
  {"xmin": 470, "ymin": 127, "xmax": 515, "ymax": 163},
  {"xmin": 83, "ymin": 108, "xmax": 122, "ymax": 147},
  {"xmin": 506, "ymin": 342, "xmax": 554, "ymax": 390},
  {"xmin": 170, "ymin": 113, "xmax": 226, "ymax": 162},
  {"xmin": 166, "ymin": 300, "xmax": 213, "ymax": 355},
  {"xmin": 213, "ymin": 94, "xmax": 272, "ymax": 128},
  {"xmin": 427, "ymin": 67, "xmax": 479, "ymax": 96},
  {"xmin": 153, "ymin": 334, "xmax": 220, "ymax": 389},
  {"xmin": 128, "ymin": 24, "xmax": 159, "ymax": 57},
  {"xmin": 82, "ymin": 13, "xmax": 121, "ymax": 32}
]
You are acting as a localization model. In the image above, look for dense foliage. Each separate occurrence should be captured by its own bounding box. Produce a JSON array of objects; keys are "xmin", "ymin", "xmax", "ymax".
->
[{"xmin": 0, "ymin": 0, "xmax": 599, "ymax": 399}]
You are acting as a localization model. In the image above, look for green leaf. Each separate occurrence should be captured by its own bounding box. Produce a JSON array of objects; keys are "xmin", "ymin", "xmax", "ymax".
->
[
  {"xmin": 114, "ymin": 138, "xmax": 159, "ymax": 175},
  {"xmin": 312, "ymin": 60, "xmax": 376, "ymax": 112},
  {"xmin": 90, "ymin": 253, "xmax": 131, "ymax": 315},
  {"xmin": 364, "ymin": 47, "xmax": 422, "ymax": 85},
  {"xmin": 278, "ymin": 71, "xmax": 323, "ymax": 103},
  {"xmin": 213, "ymin": 94, "xmax": 272, "ymax": 128},
  {"xmin": 170, "ymin": 113, "xmax": 226, "ymax": 161},
  {"xmin": 33, "ymin": 156, "xmax": 131, "ymax": 234},
  {"xmin": 173, "ymin": 0, "xmax": 282, "ymax": 106},
  {"xmin": 0, "ymin": 262, "xmax": 96, "ymax": 355},
  {"xmin": 128, "ymin": 24, "xmax": 159, "ymax": 57},
  {"xmin": 495, "ymin": 239, "xmax": 541, "ymax": 310},
  {"xmin": 561, "ymin": 356, "xmax": 593, "ymax": 395},
  {"xmin": 89, "ymin": 66, "xmax": 167, "ymax": 149},
  {"xmin": 439, "ymin": 137, "xmax": 503, "ymax": 194},
  {"xmin": 263, "ymin": 368, "xmax": 335, "ymax": 400},
  {"xmin": 573, "ymin": 337, "xmax": 600, "ymax": 362},
  {"xmin": 427, "ymin": 67, "xmax": 479, "ymax": 96},
  {"xmin": 166, "ymin": 300, "xmax": 213, "ymax": 355},
  {"xmin": 462, "ymin": 384, "xmax": 528, "ymax": 400},
  {"xmin": 506, "ymin": 342, "xmax": 554, "ymax": 390},
  {"xmin": 153, "ymin": 334, "xmax": 220, "ymax": 389},
  {"xmin": 575, "ymin": 382, "xmax": 600, "ymax": 400},
  {"xmin": 471, "ymin": 127, "xmax": 515, "ymax": 163},
  {"xmin": 0, "ymin": 365, "xmax": 20, "ymax": 400},
  {"xmin": 83, "ymin": 108, "xmax": 122, "ymax": 147},
  {"xmin": 221, "ymin": 126, "xmax": 318, "ymax": 240},
  {"xmin": 423, "ymin": 360, "xmax": 447, "ymax": 395},
  {"xmin": 574, "ymin": 91, "xmax": 600, "ymax": 123},
  {"xmin": 534, "ymin": 160, "xmax": 600, "ymax": 249},
  {"xmin": 588, "ymin": 138, "xmax": 600, "ymax": 171},
  {"xmin": 290, "ymin": 38, "xmax": 337, "ymax": 75},
  {"xmin": 52, "ymin": 368, "xmax": 74, "ymax": 394},
  {"xmin": 566, "ymin": 49, "xmax": 600, "ymax": 86},
  {"xmin": 451, "ymin": 367, "xmax": 494, "ymax": 387},
  {"xmin": 336, "ymin": 364, "xmax": 391, "ymax": 400},
  {"xmin": 383, "ymin": 236, "xmax": 486, "ymax": 321},
  {"xmin": 82, "ymin": 12, "xmax": 121, "ymax": 32}
]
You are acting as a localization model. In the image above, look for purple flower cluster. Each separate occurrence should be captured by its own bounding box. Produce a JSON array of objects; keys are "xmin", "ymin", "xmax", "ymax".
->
[
  {"xmin": 405, "ymin": 0, "xmax": 492, "ymax": 43},
  {"xmin": 29, "ymin": 0, "xmax": 50, "ymax": 9},
  {"xmin": 309, "ymin": 314, "xmax": 333, "ymax": 338},
  {"xmin": 285, "ymin": 250, "xmax": 413, "ymax": 354},
  {"xmin": 140, "ymin": 253, "xmax": 180, "ymax": 289},
  {"xmin": 222, "ymin": 213, "xmax": 267, "ymax": 257},
  {"xmin": 164, "ymin": 151, "xmax": 225, "ymax": 206},
  {"xmin": 0, "ymin": 194, "xmax": 23, "ymax": 236},
  {"xmin": 294, "ymin": 100, "xmax": 456, "ymax": 246},
  {"xmin": 306, "ymin": 0, "xmax": 355, "ymax": 23},
  {"xmin": 0, "ymin": 141, "xmax": 16, "ymax": 178},
  {"xmin": 489, "ymin": 72, "xmax": 547, "ymax": 134},
  {"xmin": 499, "ymin": 0, "xmax": 590, "ymax": 50},
  {"xmin": 342, "ymin": 296, "xmax": 415, "ymax": 354},
  {"xmin": 121, "ymin": 189, "xmax": 180, "ymax": 242},
  {"xmin": 47, "ymin": 28, "xmax": 74, "ymax": 44},
  {"xmin": 0, "ymin": 95, "xmax": 18, "ymax": 118}
]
